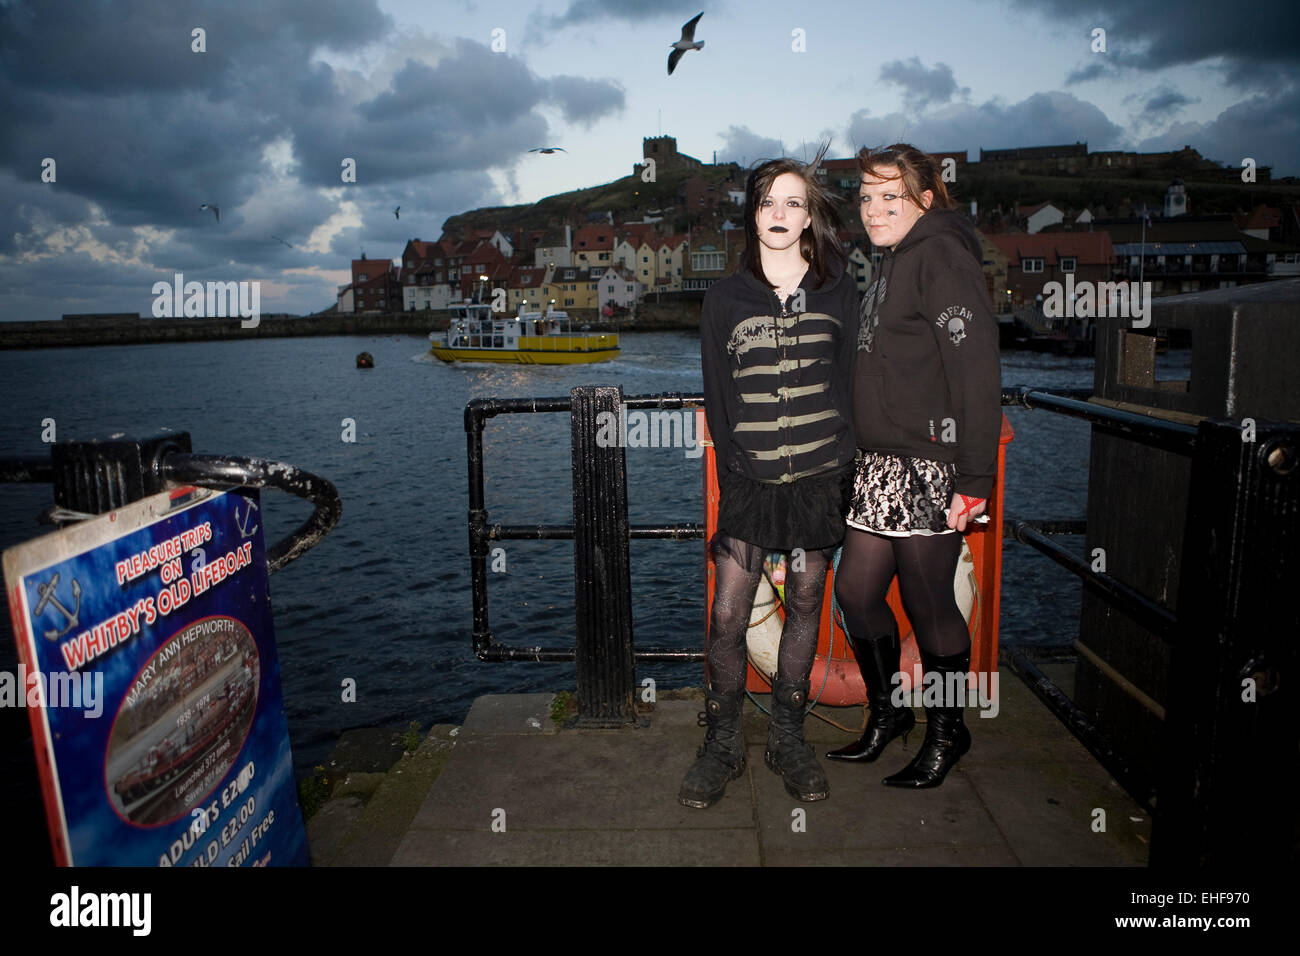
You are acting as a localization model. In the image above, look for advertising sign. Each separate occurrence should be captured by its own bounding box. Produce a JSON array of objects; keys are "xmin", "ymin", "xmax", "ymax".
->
[{"xmin": 3, "ymin": 486, "xmax": 308, "ymax": 866}]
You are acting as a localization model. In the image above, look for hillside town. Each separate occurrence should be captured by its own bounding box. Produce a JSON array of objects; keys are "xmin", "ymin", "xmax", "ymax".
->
[{"xmin": 336, "ymin": 134, "xmax": 1300, "ymax": 337}]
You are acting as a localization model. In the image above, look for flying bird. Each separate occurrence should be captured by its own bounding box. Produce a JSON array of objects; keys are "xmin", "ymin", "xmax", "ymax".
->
[
  {"xmin": 529, "ymin": 146, "xmax": 567, "ymax": 154},
  {"xmin": 271, "ymin": 235, "xmax": 293, "ymax": 248},
  {"xmin": 394, "ymin": 206, "xmax": 400, "ymax": 219},
  {"xmin": 668, "ymin": 13, "xmax": 704, "ymax": 75},
  {"xmin": 199, "ymin": 202, "xmax": 220, "ymax": 223}
]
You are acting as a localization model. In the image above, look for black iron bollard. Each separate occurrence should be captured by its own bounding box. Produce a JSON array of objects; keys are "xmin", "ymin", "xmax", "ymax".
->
[
  {"xmin": 570, "ymin": 385, "xmax": 638, "ymax": 726},
  {"xmin": 1153, "ymin": 417, "xmax": 1299, "ymax": 866},
  {"xmin": 50, "ymin": 432, "xmax": 192, "ymax": 519}
]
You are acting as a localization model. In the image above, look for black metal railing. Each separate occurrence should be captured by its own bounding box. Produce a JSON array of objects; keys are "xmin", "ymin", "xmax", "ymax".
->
[
  {"xmin": 1000, "ymin": 386, "xmax": 1297, "ymax": 868},
  {"xmin": 1, "ymin": 432, "xmax": 341, "ymax": 573},
  {"xmin": 466, "ymin": 387, "xmax": 704, "ymax": 726},
  {"xmin": 467, "ymin": 383, "xmax": 1295, "ymax": 862}
]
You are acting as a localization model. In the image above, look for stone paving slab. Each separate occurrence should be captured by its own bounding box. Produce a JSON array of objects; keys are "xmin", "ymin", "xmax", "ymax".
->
[
  {"xmin": 768, "ymin": 843, "xmax": 1023, "ymax": 867},
  {"xmin": 322, "ymin": 666, "xmax": 1152, "ymax": 867},
  {"xmin": 754, "ymin": 752, "xmax": 1010, "ymax": 859},
  {"xmin": 462, "ymin": 693, "xmax": 558, "ymax": 735},
  {"xmin": 305, "ymin": 795, "xmax": 366, "ymax": 867},
  {"xmin": 963, "ymin": 762, "xmax": 1149, "ymax": 865},
  {"xmin": 404, "ymin": 722, "xmax": 756, "ymax": 834}
]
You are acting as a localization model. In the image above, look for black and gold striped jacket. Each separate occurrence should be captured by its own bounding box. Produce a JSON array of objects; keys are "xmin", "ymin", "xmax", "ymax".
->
[{"xmin": 701, "ymin": 262, "xmax": 859, "ymax": 484}]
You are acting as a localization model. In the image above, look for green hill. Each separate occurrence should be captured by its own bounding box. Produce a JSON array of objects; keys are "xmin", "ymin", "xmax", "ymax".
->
[{"xmin": 442, "ymin": 163, "xmax": 741, "ymax": 236}]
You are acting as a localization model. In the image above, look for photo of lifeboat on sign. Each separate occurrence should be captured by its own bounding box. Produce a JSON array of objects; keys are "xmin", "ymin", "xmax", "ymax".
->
[{"xmin": 104, "ymin": 616, "xmax": 260, "ymax": 826}]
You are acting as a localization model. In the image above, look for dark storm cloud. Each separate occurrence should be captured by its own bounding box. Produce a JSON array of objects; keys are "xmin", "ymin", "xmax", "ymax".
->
[
  {"xmin": 546, "ymin": 75, "xmax": 626, "ymax": 127},
  {"xmin": 1065, "ymin": 61, "xmax": 1108, "ymax": 84},
  {"xmin": 1139, "ymin": 86, "xmax": 1198, "ymax": 118},
  {"xmin": 878, "ymin": 58, "xmax": 969, "ymax": 113},
  {"xmin": 542, "ymin": 0, "xmax": 706, "ymax": 29},
  {"xmin": 0, "ymin": 0, "xmax": 393, "ymax": 236},
  {"xmin": 0, "ymin": 0, "xmax": 629, "ymax": 318},
  {"xmin": 1016, "ymin": 0, "xmax": 1300, "ymax": 88},
  {"xmin": 1135, "ymin": 87, "xmax": 1300, "ymax": 172},
  {"xmin": 296, "ymin": 39, "xmax": 552, "ymax": 186},
  {"xmin": 0, "ymin": 0, "xmax": 390, "ymax": 96},
  {"xmin": 714, "ymin": 127, "xmax": 833, "ymax": 168},
  {"xmin": 848, "ymin": 91, "xmax": 1124, "ymax": 154},
  {"xmin": 715, "ymin": 127, "xmax": 784, "ymax": 166}
]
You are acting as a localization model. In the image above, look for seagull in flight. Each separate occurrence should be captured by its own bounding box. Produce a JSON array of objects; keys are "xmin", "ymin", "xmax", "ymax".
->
[
  {"xmin": 668, "ymin": 13, "xmax": 704, "ymax": 75},
  {"xmin": 199, "ymin": 202, "xmax": 220, "ymax": 223},
  {"xmin": 271, "ymin": 235, "xmax": 293, "ymax": 249},
  {"xmin": 394, "ymin": 206, "xmax": 400, "ymax": 219},
  {"xmin": 529, "ymin": 146, "xmax": 567, "ymax": 154}
]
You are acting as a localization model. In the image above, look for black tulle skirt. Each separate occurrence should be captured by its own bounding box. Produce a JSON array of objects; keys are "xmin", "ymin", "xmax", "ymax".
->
[{"xmin": 716, "ymin": 466, "xmax": 853, "ymax": 552}]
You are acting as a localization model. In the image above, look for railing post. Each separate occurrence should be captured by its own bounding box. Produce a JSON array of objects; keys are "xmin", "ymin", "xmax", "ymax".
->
[
  {"xmin": 465, "ymin": 401, "xmax": 493, "ymax": 659},
  {"xmin": 50, "ymin": 432, "xmax": 192, "ymax": 518},
  {"xmin": 1153, "ymin": 418, "xmax": 1299, "ymax": 866},
  {"xmin": 570, "ymin": 385, "xmax": 637, "ymax": 726}
]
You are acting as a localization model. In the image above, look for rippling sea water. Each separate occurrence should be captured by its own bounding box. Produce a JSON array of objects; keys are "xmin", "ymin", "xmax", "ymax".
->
[{"xmin": 1, "ymin": 332, "xmax": 1161, "ymax": 780}]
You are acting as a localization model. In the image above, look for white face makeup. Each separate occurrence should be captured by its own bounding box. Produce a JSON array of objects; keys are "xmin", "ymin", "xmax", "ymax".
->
[
  {"xmin": 859, "ymin": 167, "xmax": 931, "ymax": 250},
  {"xmin": 756, "ymin": 171, "xmax": 812, "ymax": 252}
]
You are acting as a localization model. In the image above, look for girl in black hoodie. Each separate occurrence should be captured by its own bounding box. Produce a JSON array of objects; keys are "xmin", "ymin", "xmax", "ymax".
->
[
  {"xmin": 680, "ymin": 148, "xmax": 858, "ymax": 809},
  {"xmin": 827, "ymin": 144, "xmax": 1001, "ymax": 788}
]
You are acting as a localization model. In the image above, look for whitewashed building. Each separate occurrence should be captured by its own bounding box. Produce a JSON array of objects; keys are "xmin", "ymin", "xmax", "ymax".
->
[
  {"xmin": 597, "ymin": 266, "xmax": 643, "ymax": 309},
  {"xmin": 535, "ymin": 225, "xmax": 572, "ymax": 268}
]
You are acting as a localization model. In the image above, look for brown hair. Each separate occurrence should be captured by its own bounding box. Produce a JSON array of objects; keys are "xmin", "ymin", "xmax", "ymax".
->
[
  {"xmin": 856, "ymin": 143, "xmax": 954, "ymax": 212},
  {"xmin": 742, "ymin": 142, "xmax": 846, "ymax": 289}
]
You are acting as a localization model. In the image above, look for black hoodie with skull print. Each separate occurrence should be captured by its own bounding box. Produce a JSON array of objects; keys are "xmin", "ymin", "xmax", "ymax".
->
[{"xmin": 853, "ymin": 207, "xmax": 1002, "ymax": 498}]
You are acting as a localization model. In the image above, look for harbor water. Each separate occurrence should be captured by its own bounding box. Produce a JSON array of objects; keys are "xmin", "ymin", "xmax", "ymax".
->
[{"xmin": 0, "ymin": 333, "xmax": 1165, "ymax": 775}]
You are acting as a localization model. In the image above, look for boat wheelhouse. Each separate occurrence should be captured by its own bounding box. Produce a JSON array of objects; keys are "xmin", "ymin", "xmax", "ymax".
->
[{"xmin": 429, "ymin": 302, "xmax": 619, "ymax": 365}]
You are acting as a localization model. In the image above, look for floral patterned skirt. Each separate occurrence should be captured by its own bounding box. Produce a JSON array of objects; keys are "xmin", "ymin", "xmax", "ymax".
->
[{"xmin": 845, "ymin": 451, "xmax": 956, "ymax": 536}]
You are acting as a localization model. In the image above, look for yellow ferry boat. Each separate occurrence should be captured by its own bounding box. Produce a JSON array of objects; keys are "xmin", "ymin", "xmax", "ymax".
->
[{"xmin": 429, "ymin": 302, "xmax": 619, "ymax": 365}]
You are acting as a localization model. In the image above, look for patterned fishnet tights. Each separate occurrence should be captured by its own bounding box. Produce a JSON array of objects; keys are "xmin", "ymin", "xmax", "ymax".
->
[{"xmin": 706, "ymin": 534, "xmax": 836, "ymax": 694}]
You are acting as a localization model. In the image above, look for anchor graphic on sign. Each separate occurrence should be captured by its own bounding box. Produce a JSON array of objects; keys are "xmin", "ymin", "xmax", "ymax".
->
[
  {"xmin": 235, "ymin": 498, "xmax": 259, "ymax": 538},
  {"xmin": 33, "ymin": 572, "xmax": 82, "ymax": 641}
]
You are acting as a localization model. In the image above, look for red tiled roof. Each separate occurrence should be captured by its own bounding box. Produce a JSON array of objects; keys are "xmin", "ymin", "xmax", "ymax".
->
[
  {"xmin": 405, "ymin": 240, "xmax": 440, "ymax": 259},
  {"xmin": 987, "ymin": 233, "xmax": 1114, "ymax": 266},
  {"xmin": 617, "ymin": 224, "xmax": 658, "ymax": 248},
  {"xmin": 351, "ymin": 259, "xmax": 395, "ymax": 283},
  {"xmin": 508, "ymin": 266, "xmax": 546, "ymax": 288},
  {"xmin": 1235, "ymin": 206, "xmax": 1280, "ymax": 231},
  {"xmin": 573, "ymin": 225, "xmax": 614, "ymax": 250},
  {"xmin": 1016, "ymin": 202, "xmax": 1058, "ymax": 218}
]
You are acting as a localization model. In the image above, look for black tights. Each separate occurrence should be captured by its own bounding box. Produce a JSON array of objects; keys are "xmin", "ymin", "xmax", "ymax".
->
[
  {"xmin": 707, "ymin": 535, "xmax": 835, "ymax": 694},
  {"xmin": 833, "ymin": 528, "xmax": 970, "ymax": 658}
]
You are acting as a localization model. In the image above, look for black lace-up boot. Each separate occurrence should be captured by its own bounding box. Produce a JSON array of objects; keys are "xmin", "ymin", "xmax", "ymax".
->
[
  {"xmin": 764, "ymin": 679, "xmax": 829, "ymax": 801},
  {"xmin": 678, "ymin": 688, "xmax": 747, "ymax": 809},
  {"xmin": 826, "ymin": 625, "xmax": 915, "ymax": 762}
]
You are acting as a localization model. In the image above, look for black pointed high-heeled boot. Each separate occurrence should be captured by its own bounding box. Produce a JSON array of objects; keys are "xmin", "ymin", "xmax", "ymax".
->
[
  {"xmin": 882, "ymin": 648, "xmax": 971, "ymax": 789},
  {"xmin": 826, "ymin": 625, "xmax": 915, "ymax": 762}
]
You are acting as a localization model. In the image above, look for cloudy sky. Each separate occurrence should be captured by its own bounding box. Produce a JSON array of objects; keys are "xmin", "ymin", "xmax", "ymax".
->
[{"xmin": 2, "ymin": 0, "xmax": 1296, "ymax": 320}]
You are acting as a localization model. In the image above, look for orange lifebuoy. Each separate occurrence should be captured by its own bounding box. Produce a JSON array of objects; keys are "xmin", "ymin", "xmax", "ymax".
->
[
  {"xmin": 699, "ymin": 408, "xmax": 1011, "ymax": 703},
  {"xmin": 744, "ymin": 541, "xmax": 978, "ymax": 705}
]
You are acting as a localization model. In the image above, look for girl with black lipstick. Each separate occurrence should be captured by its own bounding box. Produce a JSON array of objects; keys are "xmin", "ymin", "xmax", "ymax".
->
[
  {"xmin": 679, "ymin": 147, "xmax": 858, "ymax": 808},
  {"xmin": 827, "ymin": 144, "xmax": 1001, "ymax": 788}
]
